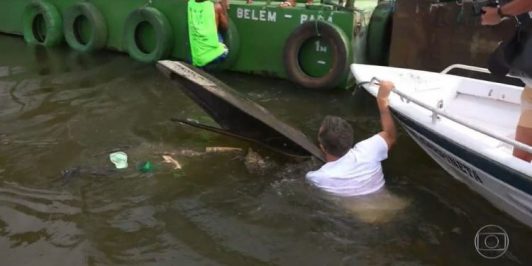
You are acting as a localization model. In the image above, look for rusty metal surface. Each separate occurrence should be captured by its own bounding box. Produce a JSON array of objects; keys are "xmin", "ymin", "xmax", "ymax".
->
[{"xmin": 389, "ymin": 0, "xmax": 517, "ymax": 72}]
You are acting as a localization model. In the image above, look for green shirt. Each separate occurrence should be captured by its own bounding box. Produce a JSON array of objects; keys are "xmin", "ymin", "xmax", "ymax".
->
[{"xmin": 188, "ymin": 0, "xmax": 225, "ymax": 67}]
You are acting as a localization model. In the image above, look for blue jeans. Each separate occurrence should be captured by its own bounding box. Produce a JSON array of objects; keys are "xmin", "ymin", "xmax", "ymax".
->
[{"xmin": 205, "ymin": 33, "xmax": 228, "ymax": 66}]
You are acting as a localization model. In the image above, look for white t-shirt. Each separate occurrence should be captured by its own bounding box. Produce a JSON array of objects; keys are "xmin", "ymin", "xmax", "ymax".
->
[{"xmin": 306, "ymin": 134, "xmax": 388, "ymax": 197}]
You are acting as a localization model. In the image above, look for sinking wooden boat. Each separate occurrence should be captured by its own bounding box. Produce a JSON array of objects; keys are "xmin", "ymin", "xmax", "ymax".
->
[
  {"xmin": 157, "ymin": 60, "xmax": 324, "ymax": 161},
  {"xmin": 352, "ymin": 63, "xmax": 532, "ymax": 227}
]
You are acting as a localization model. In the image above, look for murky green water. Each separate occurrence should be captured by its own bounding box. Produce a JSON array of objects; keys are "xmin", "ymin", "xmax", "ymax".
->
[{"xmin": 0, "ymin": 34, "xmax": 531, "ymax": 265}]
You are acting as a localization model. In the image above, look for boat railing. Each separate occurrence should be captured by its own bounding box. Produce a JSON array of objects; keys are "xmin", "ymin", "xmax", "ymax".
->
[
  {"xmin": 441, "ymin": 64, "xmax": 492, "ymax": 75},
  {"xmin": 369, "ymin": 77, "xmax": 532, "ymax": 154}
]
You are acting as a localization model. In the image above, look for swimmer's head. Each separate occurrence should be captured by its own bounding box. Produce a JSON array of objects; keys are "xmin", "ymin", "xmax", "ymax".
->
[{"xmin": 318, "ymin": 116, "xmax": 354, "ymax": 160}]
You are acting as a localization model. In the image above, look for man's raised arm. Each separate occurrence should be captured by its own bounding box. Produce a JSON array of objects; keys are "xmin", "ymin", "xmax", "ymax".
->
[
  {"xmin": 376, "ymin": 81, "xmax": 397, "ymax": 149},
  {"xmin": 215, "ymin": 2, "xmax": 229, "ymax": 31},
  {"xmin": 482, "ymin": 0, "xmax": 532, "ymax": 25}
]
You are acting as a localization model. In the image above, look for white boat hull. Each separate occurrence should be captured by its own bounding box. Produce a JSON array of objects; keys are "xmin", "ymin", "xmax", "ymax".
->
[
  {"xmin": 351, "ymin": 64, "xmax": 532, "ymax": 227},
  {"xmin": 398, "ymin": 113, "xmax": 532, "ymax": 228}
]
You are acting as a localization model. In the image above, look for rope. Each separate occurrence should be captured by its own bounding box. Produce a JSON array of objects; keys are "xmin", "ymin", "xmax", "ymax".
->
[
  {"xmin": 353, "ymin": 81, "xmax": 371, "ymax": 95},
  {"xmin": 314, "ymin": 18, "xmax": 321, "ymax": 37}
]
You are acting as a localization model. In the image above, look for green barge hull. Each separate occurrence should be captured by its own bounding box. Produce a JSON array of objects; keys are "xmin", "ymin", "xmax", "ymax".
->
[{"xmin": 0, "ymin": 0, "xmax": 393, "ymax": 89}]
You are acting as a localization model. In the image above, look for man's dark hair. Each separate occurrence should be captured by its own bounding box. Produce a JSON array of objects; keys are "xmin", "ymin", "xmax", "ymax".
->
[{"xmin": 318, "ymin": 116, "xmax": 354, "ymax": 158}]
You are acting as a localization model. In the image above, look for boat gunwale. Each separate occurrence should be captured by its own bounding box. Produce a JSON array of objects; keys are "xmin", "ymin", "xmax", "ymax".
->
[{"xmin": 351, "ymin": 63, "xmax": 532, "ymax": 156}]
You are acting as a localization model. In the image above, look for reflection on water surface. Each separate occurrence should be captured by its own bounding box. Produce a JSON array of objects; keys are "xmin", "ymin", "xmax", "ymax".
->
[{"xmin": 0, "ymin": 35, "xmax": 530, "ymax": 265}]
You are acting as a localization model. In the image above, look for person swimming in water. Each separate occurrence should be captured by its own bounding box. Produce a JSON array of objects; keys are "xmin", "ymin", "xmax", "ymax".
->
[
  {"xmin": 306, "ymin": 81, "xmax": 409, "ymax": 223},
  {"xmin": 306, "ymin": 81, "xmax": 396, "ymax": 196}
]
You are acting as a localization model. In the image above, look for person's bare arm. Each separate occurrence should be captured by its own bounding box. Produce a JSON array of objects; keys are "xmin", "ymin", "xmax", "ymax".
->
[
  {"xmin": 221, "ymin": 0, "xmax": 229, "ymax": 10},
  {"xmin": 376, "ymin": 81, "xmax": 397, "ymax": 149},
  {"xmin": 482, "ymin": 0, "xmax": 532, "ymax": 25},
  {"xmin": 215, "ymin": 2, "xmax": 229, "ymax": 31},
  {"xmin": 500, "ymin": 0, "xmax": 532, "ymax": 16}
]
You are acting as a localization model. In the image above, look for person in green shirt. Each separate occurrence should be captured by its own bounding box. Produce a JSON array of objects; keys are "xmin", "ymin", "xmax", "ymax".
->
[{"xmin": 188, "ymin": 0, "xmax": 229, "ymax": 67}]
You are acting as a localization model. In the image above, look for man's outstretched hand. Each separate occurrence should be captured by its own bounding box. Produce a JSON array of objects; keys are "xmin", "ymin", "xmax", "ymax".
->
[
  {"xmin": 481, "ymin": 6, "xmax": 502, "ymax": 25},
  {"xmin": 377, "ymin": 80, "xmax": 394, "ymax": 101}
]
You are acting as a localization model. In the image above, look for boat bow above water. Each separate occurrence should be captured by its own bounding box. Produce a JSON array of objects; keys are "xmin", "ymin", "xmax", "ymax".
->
[
  {"xmin": 351, "ymin": 63, "xmax": 532, "ymax": 227},
  {"xmin": 157, "ymin": 60, "xmax": 324, "ymax": 161}
]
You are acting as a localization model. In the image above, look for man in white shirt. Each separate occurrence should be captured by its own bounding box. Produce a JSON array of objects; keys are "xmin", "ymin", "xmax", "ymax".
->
[{"xmin": 306, "ymin": 81, "xmax": 397, "ymax": 197}]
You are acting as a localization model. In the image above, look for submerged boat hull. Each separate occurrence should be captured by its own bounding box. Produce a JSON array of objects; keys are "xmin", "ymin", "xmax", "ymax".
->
[{"xmin": 157, "ymin": 60, "xmax": 324, "ymax": 161}]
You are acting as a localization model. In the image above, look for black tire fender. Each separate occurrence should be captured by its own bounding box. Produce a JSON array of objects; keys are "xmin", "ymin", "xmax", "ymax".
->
[
  {"xmin": 283, "ymin": 21, "xmax": 350, "ymax": 90},
  {"xmin": 22, "ymin": 0, "xmax": 63, "ymax": 47},
  {"xmin": 63, "ymin": 2, "xmax": 108, "ymax": 52},
  {"xmin": 366, "ymin": 1, "xmax": 394, "ymax": 65},
  {"xmin": 123, "ymin": 7, "xmax": 173, "ymax": 63}
]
